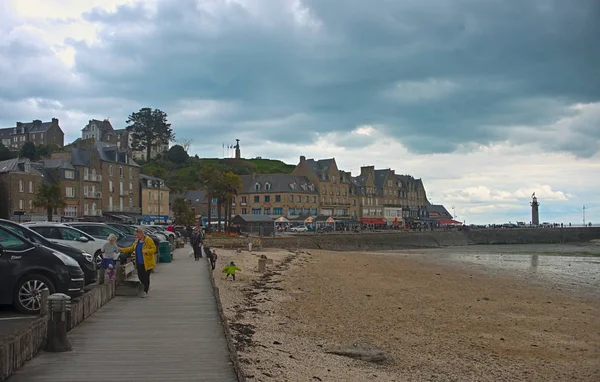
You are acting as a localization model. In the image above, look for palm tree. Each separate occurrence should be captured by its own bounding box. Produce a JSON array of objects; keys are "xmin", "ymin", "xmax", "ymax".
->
[
  {"xmin": 33, "ymin": 183, "xmax": 65, "ymax": 222},
  {"xmin": 223, "ymin": 172, "xmax": 242, "ymax": 231},
  {"xmin": 198, "ymin": 165, "xmax": 220, "ymax": 232}
]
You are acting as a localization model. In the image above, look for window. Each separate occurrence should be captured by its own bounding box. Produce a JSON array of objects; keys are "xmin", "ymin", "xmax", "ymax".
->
[
  {"xmin": 84, "ymin": 168, "xmax": 89, "ymax": 179},
  {"xmin": 254, "ymin": 196, "xmax": 259, "ymax": 203},
  {"xmin": 119, "ymin": 167, "xmax": 124, "ymax": 178},
  {"xmin": 273, "ymin": 207, "xmax": 283, "ymax": 216},
  {"xmin": 29, "ymin": 200, "xmax": 33, "ymax": 211},
  {"xmin": 19, "ymin": 200, "xmax": 24, "ymax": 209},
  {"xmin": 311, "ymin": 208, "xmax": 318, "ymax": 216},
  {"xmin": 65, "ymin": 170, "xmax": 75, "ymax": 179},
  {"xmin": 313, "ymin": 196, "xmax": 317, "ymax": 203},
  {"xmin": 19, "ymin": 180, "xmax": 24, "ymax": 192},
  {"xmin": 66, "ymin": 187, "xmax": 75, "ymax": 198},
  {"xmin": 241, "ymin": 208, "xmax": 247, "ymax": 214},
  {"xmin": 211, "ymin": 198, "xmax": 217, "ymax": 204},
  {"xmin": 255, "ymin": 183, "xmax": 260, "ymax": 191},
  {"xmin": 264, "ymin": 195, "xmax": 270, "ymax": 202},
  {"xmin": 275, "ymin": 195, "xmax": 281, "ymax": 202},
  {"xmin": 297, "ymin": 196, "xmax": 302, "ymax": 202},
  {"xmin": 63, "ymin": 205, "xmax": 77, "ymax": 217},
  {"xmin": 305, "ymin": 196, "xmax": 309, "ymax": 203},
  {"xmin": 129, "ymin": 168, "xmax": 133, "ymax": 179},
  {"xmin": 265, "ymin": 182, "xmax": 271, "ymax": 191},
  {"xmin": 241, "ymin": 196, "xmax": 247, "ymax": 204},
  {"xmin": 129, "ymin": 182, "xmax": 133, "ymax": 192},
  {"xmin": 252, "ymin": 208, "xmax": 261, "ymax": 215},
  {"xmin": 263, "ymin": 208, "xmax": 271, "ymax": 215},
  {"xmin": 29, "ymin": 181, "xmax": 34, "ymax": 193},
  {"xmin": 0, "ymin": 228, "xmax": 29, "ymax": 251},
  {"xmin": 288, "ymin": 195, "xmax": 293, "ymax": 202},
  {"xmin": 289, "ymin": 208, "xmax": 296, "ymax": 215},
  {"xmin": 109, "ymin": 166, "xmax": 114, "ymax": 177}
]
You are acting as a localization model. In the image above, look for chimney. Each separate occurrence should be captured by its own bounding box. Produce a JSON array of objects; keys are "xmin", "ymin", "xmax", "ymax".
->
[
  {"xmin": 52, "ymin": 118, "xmax": 58, "ymax": 124},
  {"xmin": 300, "ymin": 155, "xmax": 306, "ymax": 163},
  {"xmin": 16, "ymin": 122, "xmax": 23, "ymax": 128},
  {"xmin": 33, "ymin": 119, "xmax": 42, "ymax": 125}
]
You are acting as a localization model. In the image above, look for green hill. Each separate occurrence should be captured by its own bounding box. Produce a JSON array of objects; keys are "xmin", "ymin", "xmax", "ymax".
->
[{"xmin": 140, "ymin": 156, "xmax": 296, "ymax": 193}]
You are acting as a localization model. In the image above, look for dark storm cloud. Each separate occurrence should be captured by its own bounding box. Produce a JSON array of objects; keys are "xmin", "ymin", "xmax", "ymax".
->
[{"xmin": 2, "ymin": 0, "xmax": 599, "ymax": 154}]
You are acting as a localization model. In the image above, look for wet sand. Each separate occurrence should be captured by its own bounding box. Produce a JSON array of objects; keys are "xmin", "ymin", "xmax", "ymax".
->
[{"xmin": 212, "ymin": 247, "xmax": 600, "ymax": 382}]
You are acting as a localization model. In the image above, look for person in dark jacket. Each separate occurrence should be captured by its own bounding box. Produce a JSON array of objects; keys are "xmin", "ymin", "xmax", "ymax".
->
[
  {"xmin": 191, "ymin": 227, "xmax": 203, "ymax": 260},
  {"xmin": 204, "ymin": 246, "xmax": 218, "ymax": 270}
]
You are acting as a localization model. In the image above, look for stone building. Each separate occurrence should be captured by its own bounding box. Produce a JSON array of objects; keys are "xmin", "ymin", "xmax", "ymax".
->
[
  {"xmin": 140, "ymin": 174, "xmax": 170, "ymax": 224},
  {"xmin": 0, "ymin": 158, "xmax": 46, "ymax": 221},
  {"xmin": 234, "ymin": 173, "xmax": 319, "ymax": 218},
  {"xmin": 50, "ymin": 139, "xmax": 141, "ymax": 220},
  {"xmin": 169, "ymin": 190, "xmax": 213, "ymax": 221},
  {"xmin": 0, "ymin": 118, "xmax": 65, "ymax": 151},
  {"xmin": 292, "ymin": 156, "xmax": 354, "ymax": 219}
]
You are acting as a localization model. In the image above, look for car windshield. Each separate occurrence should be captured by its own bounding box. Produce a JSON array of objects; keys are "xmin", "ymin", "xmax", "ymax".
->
[
  {"xmin": 0, "ymin": 228, "xmax": 30, "ymax": 251},
  {"xmin": 0, "ymin": 222, "xmax": 48, "ymax": 246}
]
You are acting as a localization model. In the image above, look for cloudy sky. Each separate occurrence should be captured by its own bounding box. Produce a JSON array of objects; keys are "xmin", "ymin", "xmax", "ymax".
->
[{"xmin": 1, "ymin": 0, "xmax": 599, "ymax": 225}]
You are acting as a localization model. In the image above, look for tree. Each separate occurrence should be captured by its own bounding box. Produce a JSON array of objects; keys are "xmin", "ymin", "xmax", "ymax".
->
[
  {"xmin": 198, "ymin": 165, "xmax": 221, "ymax": 232},
  {"xmin": 20, "ymin": 142, "xmax": 37, "ymax": 160},
  {"xmin": 166, "ymin": 145, "xmax": 189, "ymax": 165},
  {"xmin": 0, "ymin": 142, "xmax": 14, "ymax": 161},
  {"xmin": 172, "ymin": 198, "xmax": 196, "ymax": 226},
  {"xmin": 33, "ymin": 183, "xmax": 65, "ymax": 222},
  {"xmin": 126, "ymin": 107, "xmax": 175, "ymax": 161},
  {"xmin": 176, "ymin": 138, "xmax": 193, "ymax": 152}
]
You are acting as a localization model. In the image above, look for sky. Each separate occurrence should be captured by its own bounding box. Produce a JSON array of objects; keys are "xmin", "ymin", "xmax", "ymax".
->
[{"xmin": 1, "ymin": 0, "xmax": 599, "ymax": 225}]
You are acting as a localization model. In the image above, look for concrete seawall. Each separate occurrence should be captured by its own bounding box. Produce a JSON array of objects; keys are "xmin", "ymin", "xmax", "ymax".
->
[{"xmin": 209, "ymin": 228, "xmax": 600, "ymax": 251}]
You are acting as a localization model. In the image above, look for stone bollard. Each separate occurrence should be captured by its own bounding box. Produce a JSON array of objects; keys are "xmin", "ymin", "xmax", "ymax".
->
[
  {"xmin": 39, "ymin": 289, "xmax": 49, "ymax": 316},
  {"xmin": 258, "ymin": 258, "xmax": 267, "ymax": 273},
  {"xmin": 45, "ymin": 293, "xmax": 73, "ymax": 352}
]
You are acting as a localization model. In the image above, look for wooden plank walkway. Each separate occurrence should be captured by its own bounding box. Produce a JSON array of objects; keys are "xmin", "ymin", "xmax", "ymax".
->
[{"xmin": 9, "ymin": 246, "xmax": 238, "ymax": 382}]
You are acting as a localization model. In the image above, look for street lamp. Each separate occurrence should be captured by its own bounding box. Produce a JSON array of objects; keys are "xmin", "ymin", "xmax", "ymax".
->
[
  {"xmin": 153, "ymin": 180, "xmax": 163, "ymax": 224},
  {"xmin": 583, "ymin": 205, "xmax": 586, "ymax": 227}
]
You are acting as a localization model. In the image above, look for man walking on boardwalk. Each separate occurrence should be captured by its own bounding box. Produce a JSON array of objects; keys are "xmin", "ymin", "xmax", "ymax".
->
[{"xmin": 191, "ymin": 226, "xmax": 203, "ymax": 261}]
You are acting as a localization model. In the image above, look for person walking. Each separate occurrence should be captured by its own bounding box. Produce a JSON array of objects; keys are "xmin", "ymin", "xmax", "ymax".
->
[
  {"xmin": 206, "ymin": 247, "xmax": 218, "ymax": 270},
  {"xmin": 120, "ymin": 228, "xmax": 156, "ymax": 298},
  {"xmin": 191, "ymin": 227, "xmax": 203, "ymax": 261},
  {"xmin": 247, "ymin": 235, "xmax": 253, "ymax": 252}
]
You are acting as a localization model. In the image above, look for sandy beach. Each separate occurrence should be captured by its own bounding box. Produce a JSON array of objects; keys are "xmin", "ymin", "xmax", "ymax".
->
[{"xmin": 211, "ymin": 246, "xmax": 600, "ymax": 382}]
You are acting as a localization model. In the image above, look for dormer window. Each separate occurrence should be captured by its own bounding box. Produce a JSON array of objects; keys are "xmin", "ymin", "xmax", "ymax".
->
[
  {"xmin": 255, "ymin": 183, "xmax": 260, "ymax": 191},
  {"xmin": 289, "ymin": 182, "xmax": 297, "ymax": 190},
  {"xmin": 309, "ymin": 184, "xmax": 314, "ymax": 191},
  {"xmin": 265, "ymin": 182, "xmax": 271, "ymax": 191},
  {"xmin": 301, "ymin": 184, "xmax": 307, "ymax": 190}
]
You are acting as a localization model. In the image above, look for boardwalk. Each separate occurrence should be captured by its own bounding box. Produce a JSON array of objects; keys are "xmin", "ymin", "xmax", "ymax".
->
[{"xmin": 9, "ymin": 246, "xmax": 238, "ymax": 382}]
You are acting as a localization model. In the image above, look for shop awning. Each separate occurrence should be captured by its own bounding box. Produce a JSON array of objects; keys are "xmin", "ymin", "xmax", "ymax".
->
[
  {"xmin": 438, "ymin": 219, "xmax": 462, "ymax": 225},
  {"xmin": 360, "ymin": 218, "xmax": 386, "ymax": 225}
]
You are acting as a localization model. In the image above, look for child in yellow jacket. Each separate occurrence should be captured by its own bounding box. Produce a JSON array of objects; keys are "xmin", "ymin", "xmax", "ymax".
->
[{"xmin": 223, "ymin": 261, "xmax": 241, "ymax": 281}]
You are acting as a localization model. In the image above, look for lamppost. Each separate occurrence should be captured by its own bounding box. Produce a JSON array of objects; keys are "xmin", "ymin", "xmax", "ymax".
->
[
  {"xmin": 153, "ymin": 180, "xmax": 163, "ymax": 224},
  {"xmin": 583, "ymin": 205, "xmax": 586, "ymax": 227}
]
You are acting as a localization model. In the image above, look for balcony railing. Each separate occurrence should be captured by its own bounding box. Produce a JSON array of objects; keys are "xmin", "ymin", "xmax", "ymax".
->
[
  {"xmin": 84, "ymin": 174, "xmax": 103, "ymax": 182},
  {"xmin": 84, "ymin": 191, "xmax": 102, "ymax": 199}
]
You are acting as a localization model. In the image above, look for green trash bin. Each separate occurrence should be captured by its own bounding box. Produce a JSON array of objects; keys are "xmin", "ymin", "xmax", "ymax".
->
[{"xmin": 159, "ymin": 241, "xmax": 171, "ymax": 263}]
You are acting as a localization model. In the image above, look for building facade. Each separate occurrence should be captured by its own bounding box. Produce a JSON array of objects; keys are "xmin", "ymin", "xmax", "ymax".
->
[
  {"xmin": 0, "ymin": 158, "xmax": 46, "ymax": 221},
  {"xmin": 140, "ymin": 174, "xmax": 170, "ymax": 223},
  {"xmin": 233, "ymin": 174, "xmax": 319, "ymax": 217},
  {"xmin": 292, "ymin": 156, "xmax": 355, "ymax": 219},
  {"xmin": 0, "ymin": 118, "xmax": 65, "ymax": 151}
]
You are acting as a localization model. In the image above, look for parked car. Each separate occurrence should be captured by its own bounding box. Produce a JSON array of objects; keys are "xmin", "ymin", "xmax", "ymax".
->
[
  {"xmin": 63, "ymin": 222, "xmax": 136, "ymax": 249},
  {"xmin": 0, "ymin": 219, "xmax": 97, "ymax": 285},
  {"xmin": 147, "ymin": 225, "xmax": 176, "ymax": 242},
  {"xmin": 0, "ymin": 226, "xmax": 85, "ymax": 314},
  {"xmin": 290, "ymin": 225, "xmax": 309, "ymax": 233},
  {"xmin": 25, "ymin": 223, "xmax": 106, "ymax": 268},
  {"xmin": 106, "ymin": 223, "xmax": 163, "ymax": 249}
]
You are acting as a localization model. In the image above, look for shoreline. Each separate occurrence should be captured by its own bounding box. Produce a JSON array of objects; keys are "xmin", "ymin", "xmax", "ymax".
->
[{"xmin": 212, "ymin": 246, "xmax": 600, "ymax": 381}]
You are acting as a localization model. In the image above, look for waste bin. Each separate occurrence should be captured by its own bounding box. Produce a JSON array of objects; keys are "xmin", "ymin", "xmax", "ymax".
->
[{"xmin": 159, "ymin": 241, "xmax": 171, "ymax": 263}]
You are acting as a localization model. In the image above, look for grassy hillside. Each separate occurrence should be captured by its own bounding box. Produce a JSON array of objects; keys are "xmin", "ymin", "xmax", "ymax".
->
[{"xmin": 140, "ymin": 156, "xmax": 295, "ymax": 193}]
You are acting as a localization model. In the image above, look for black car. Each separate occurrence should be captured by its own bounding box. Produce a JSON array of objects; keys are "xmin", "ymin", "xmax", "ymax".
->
[
  {"xmin": 0, "ymin": 219, "xmax": 98, "ymax": 286},
  {"xmin": 0, "ymin": 226, "xmax": 85, "ymax": 314}
]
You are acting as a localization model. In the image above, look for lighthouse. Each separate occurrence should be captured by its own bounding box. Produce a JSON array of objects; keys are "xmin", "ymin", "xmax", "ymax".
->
[{"xmin": 530, "ymin": 193, "xmax": 540, "ymax": 226}]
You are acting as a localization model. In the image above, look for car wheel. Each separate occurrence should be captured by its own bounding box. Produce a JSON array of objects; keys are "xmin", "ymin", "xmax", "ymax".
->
[
  {"xmin": 94, "ymin": 250, "xmax": 103, "ymax": 268},
  {"xmin": 14, "ymin": 274, "xmax": 56, "ymax": 314}
]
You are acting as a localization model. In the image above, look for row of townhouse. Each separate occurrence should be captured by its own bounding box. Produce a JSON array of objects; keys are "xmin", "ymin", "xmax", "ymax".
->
[
  {"xmin": 0, "ymin": 118, "xmax": 65, "ymax": 150},
  {"xmin": 0, "ymin": 139, "xmax": 169, "ymax": 223},
  {"xmin": 173, "ymin": 156, "xmax": 450, "ymax": 227}
]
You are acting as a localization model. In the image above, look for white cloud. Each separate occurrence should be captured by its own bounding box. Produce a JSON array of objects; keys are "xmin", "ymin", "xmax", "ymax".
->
[{"xmin": 386, "ymin": 78, "xmax": 460, "ymax": 103}]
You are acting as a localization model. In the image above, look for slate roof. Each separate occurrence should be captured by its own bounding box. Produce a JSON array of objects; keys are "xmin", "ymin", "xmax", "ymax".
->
[
  {"xmin": 67, "ymin": 141, "xmax": 139, "ymax": 167},
  {"xmin": 303, "ymin": 158, "xmax": 334, "ymax": 181},
  {"xmin": 169, "ymin": 190, "xmax": 208, "ymax": 204},
  {"xmin": 374, "ymin": 169, "xmax": 393, "ymax": 188},
  {"xmin": 31, "ymin": 163, "xmax": 56, "ymax": 184},
  {"xmin": 232, "ymin": 214, "xmax": 274, "ymax": 223},
  {"xmin": 426, "ymin": 202, "xmax": 453, "ymax": 218},
  {"xmin": 239, "ymin": 174, "xmax": 318, "ymax": 194},
  {"xmin": 0, "ymin": 158, "xmax": 43, "ymax": 176},
  {"xmin": 0, "ymin": 128, "xmax": 12, "ymax": 140},
  {"xmin": 140, "ymin": 174, "xmax": 170, "ymax": 190},
  {"xmin": 2, "ymin": 120, "xmax": 55, "ymax": 134},
  {"xmin": 42, "ymin": 158, "xmax": 75, "ymax": 170}
]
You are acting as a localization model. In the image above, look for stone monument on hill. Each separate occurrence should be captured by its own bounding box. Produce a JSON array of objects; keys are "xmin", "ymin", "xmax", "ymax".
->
[
  {"xmin": 234, "ymin": 139, "xmax": 241, "ymax": 159},
  {"xmin": 530, "ymin": 193, "xmax": 540, "ymax": 226}
]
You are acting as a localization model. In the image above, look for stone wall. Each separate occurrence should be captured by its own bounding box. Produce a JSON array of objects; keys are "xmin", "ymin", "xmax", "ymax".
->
[
  {"xmin": 0, "ymin": 282, "xmax": 115, "ymax": 381},
  {"xmin": 218, "ymin": 228, "xmax": 600, "ymax": 251}
]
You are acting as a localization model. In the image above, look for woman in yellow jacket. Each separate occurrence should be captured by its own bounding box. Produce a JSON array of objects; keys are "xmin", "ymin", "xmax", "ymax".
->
[{"xmin": 120, "ymin": 228, "xmax": 156, "ymax": 298}]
